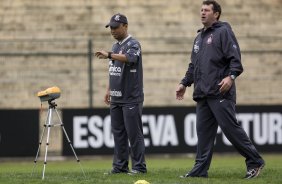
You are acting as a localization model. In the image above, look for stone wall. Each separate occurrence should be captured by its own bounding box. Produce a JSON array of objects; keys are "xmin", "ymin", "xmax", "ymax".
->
[{"xmin": 0, "ymin": 0, "xmax": 281, "ymax": 108}]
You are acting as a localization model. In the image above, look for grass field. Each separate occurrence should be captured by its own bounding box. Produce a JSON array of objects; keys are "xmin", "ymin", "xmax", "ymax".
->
[{"xmin": 0, "ymin": 154, "xmax": 281, "ymax": 184}]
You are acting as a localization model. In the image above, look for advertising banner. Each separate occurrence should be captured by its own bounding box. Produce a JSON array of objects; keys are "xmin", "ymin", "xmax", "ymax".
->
[
  {"xmin": 62, "ymin": 106, "xmax": 282, "ymax": 155},
  {"xmin": 0, "ymin": 110, "xmax": 39, "ymax": 157}
]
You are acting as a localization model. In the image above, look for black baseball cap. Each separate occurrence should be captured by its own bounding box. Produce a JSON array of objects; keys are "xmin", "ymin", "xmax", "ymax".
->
[{"xmin": 105, "ymin": 13, "xmax": 128, "ymax": 28}]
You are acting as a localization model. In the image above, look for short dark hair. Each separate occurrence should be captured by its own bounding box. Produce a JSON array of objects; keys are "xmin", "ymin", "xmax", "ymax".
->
[{"xmin": 202, "ymin": 0, "xmax": 221, "ymax": 20}]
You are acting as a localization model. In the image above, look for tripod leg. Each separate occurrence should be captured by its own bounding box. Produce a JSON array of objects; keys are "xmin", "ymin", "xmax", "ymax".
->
[
  {"xmin": 42, "ymin": 108, "xmax": 53, "ymax": 180},
  {"xmin": 31, "ymin": 108, "xmax": 51, "ymax": 177},
  {"xmin": 55, "ymin": 109, "xmax": 86, "ymax": 178}
]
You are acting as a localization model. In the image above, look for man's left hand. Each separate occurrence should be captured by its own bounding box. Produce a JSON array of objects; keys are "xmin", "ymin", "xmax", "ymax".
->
[{"xmin": 218, "ymin": 76, "xmax": 233, "ymax": 94}]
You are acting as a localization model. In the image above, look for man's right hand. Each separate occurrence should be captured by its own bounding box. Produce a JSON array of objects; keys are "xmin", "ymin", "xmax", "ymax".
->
[
  {"xmin": 176, "ymin": 84, "xmax": 186, "ymax": 100},
  {"xmin": 104, "ymin": 90, "xmax": 110, "ymax": 105},
  {"xmin": 95, "ymin": 50, "xmax": 108, "ymax": 59}
]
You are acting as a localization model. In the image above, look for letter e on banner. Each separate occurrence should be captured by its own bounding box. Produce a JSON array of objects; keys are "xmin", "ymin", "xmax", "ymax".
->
[{"xmin": 73, "ymin": 116, "xmax": 88, "ymax": 148}]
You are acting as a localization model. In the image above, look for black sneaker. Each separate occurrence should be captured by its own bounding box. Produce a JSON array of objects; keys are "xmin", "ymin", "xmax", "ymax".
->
[
  {"xmin": 244, "ymin": 164, "xmax": 265, "ymax": 179},
  {"xmin": 104, "ymin": 169, "xmax": 128, "ymax": 175},
  {"xmin": 180, "ymin": 173, "xmax": 192, "ymax": 178},
  {"xmin": 127, "ymin": 169, "xmax": 146, "ymax": 175},
  {"xmin": 180, "ymin": 173, "xmax": 208, "ymax": 178}
]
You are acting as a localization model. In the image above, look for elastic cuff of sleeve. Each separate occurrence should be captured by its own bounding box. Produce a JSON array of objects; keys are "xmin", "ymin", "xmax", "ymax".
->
[
  {"xmin": 230, "ymin": 71, "xmax": 238, "ymax": 77},
  {"xmin": 180, "ymin": 82, "xmax": 188, "ymax": 87}
]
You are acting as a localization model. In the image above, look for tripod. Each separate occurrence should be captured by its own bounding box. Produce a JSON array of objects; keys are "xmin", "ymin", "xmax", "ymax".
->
[{"xmin": 32, "ymin": 100, "xmax": 86, "ymax": 180}]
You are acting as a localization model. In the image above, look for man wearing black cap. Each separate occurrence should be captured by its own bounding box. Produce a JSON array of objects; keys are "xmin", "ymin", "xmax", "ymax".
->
[{"xmin": 95, "ymin": 13, "xmax": 147, "ymax": 175}]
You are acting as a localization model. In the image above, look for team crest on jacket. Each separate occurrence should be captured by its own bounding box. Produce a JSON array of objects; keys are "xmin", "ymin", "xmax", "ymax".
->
[{"xmin": 207, "ymin": 34, "xmax": 213, "ymax": 44}]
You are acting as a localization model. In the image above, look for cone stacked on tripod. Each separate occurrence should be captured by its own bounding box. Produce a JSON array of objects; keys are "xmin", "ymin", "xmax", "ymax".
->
[{"xmin": 37, "ymin": 86, "xmax": 61, "ymax": 102}]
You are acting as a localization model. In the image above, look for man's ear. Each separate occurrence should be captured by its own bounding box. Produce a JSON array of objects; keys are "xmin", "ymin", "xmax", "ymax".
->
[{"xmin": 214, "ymin": 12, "xmax": 219, "ymax": 20}]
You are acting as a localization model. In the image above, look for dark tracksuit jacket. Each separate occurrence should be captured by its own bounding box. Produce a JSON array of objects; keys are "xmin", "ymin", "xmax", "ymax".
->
[
  {"xmin": 109, "ymin": 36, "xmax": 144, "ymax": 104},
  {"xmin": 181, "ymin": 21, "xmax": 243, "ymax": 103},
  {"xmin": 108, "ymin": 35, "xmax": 146, "ymax": 173},
  {"xmin": 180, "ymin": 22, "xmax": 264, "ymax": 176}
]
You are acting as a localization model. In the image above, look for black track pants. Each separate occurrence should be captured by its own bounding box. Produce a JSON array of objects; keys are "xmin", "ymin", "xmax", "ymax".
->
[
  {"xmin": 110, "ymin": 103, "xmax": 147, "ymax": 173},
  {"xmin": 188, "ymin": 98, "xmax": 264, "ymax": 177}
]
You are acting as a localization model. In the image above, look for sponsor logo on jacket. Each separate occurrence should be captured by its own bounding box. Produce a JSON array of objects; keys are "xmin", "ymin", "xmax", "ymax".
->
[
  {"xmin": 110, "ymin": 90, "xmax": 122, "ymax": 97},
  {"xmin": 109, "ymin": 61, "xmax": 122, "ymax": 76}
]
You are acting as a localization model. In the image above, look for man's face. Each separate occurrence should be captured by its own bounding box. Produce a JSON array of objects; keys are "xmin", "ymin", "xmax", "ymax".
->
[
  {"xmin": 200, "ymin": 4, "xmax": 218, "ymax": 28},
  {"xmin": 110, "ymin": 24, "xmax": 127, "ymax": 41}
]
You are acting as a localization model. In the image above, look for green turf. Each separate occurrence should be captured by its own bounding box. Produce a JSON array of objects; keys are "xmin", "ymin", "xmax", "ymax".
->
[{"xmin": 0, "ymin": 154, "xmax": 281, "ymax": 184}]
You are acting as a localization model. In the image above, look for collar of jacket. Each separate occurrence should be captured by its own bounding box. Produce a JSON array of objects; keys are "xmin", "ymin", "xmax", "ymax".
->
[{"xmin": 197, "ymin": 21, "xmax": 221, "ymax": 33}]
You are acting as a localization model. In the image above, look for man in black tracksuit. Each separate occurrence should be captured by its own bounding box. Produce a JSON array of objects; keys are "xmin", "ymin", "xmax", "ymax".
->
[
  {"xmin": 176, "ymin": 0, "xmax": 264, "ymax": 179},
  {"xmin": 95, "ymin": 13, "xmax": 146, "ymax": 175}
]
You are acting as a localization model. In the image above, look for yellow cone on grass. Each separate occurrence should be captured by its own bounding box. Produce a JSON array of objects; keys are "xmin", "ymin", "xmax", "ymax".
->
[{"xmin": 134, "ymin": 180, "xmax": 150, "ymax": 184}]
